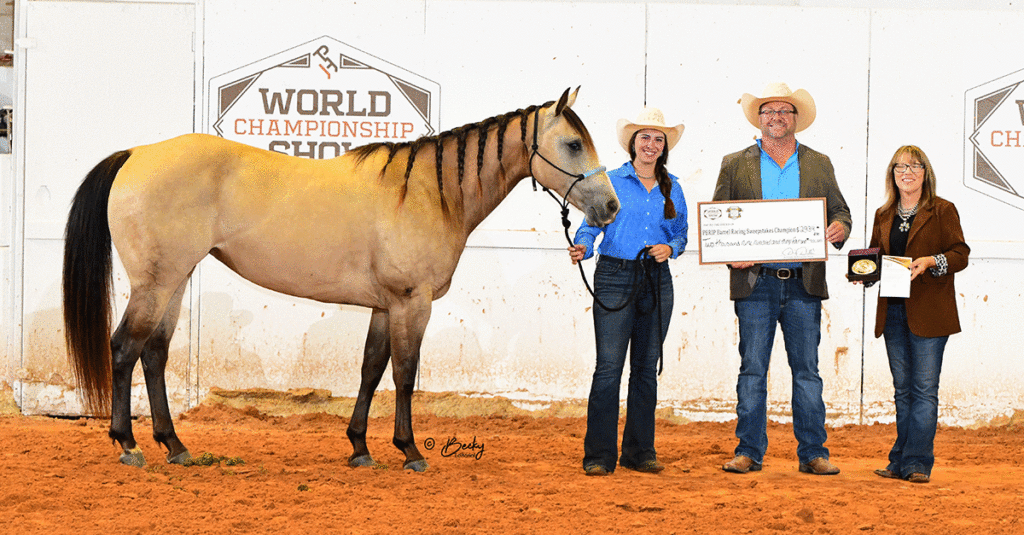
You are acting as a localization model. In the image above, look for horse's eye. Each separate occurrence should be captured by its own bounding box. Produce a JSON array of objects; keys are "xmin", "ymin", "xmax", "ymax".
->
[{"xmin": 567, "ymin": 140, "xmax": 582, "ymax": 153}]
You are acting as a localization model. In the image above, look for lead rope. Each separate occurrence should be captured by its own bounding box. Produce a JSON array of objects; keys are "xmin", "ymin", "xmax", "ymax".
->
[{"xmin": 532, "ymin": 166, "xmax": 666, "ymax": 375}]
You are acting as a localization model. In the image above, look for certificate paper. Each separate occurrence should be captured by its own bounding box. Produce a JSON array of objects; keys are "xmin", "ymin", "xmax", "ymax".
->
[
  {"xmin": 697, "ymin": 198, "xmax": 828, "ymax": 264},
  {"xmin": 880, "ymin": 255, "xmax": 912, "ymax": 298}
]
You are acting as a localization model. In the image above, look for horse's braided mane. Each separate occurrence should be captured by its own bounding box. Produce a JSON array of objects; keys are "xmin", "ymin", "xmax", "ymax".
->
[
  {"xmin": 346, "ymin": 100, "xmax": 595, "ymax": 216},
  {"xmin": 346, "ymin": 100, "xmax": 563, "ymax": 189}
]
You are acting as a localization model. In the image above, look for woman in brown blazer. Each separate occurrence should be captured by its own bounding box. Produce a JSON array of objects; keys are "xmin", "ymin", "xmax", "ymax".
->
[{"xmin": 869, "ymin": 145, "xmax": 970, "ymax": 484}]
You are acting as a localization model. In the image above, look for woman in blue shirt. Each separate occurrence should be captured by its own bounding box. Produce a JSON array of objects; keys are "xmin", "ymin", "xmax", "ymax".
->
[{"xmin": 568, "ymin": 107, "xmax": 688, "ymax": 476}]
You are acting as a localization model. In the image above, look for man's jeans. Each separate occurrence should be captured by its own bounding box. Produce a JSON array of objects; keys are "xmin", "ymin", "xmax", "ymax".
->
[
  {"xmin": 883, "ymin": 303, "xmax": 947, "ymax": 477},
  {"xmin": 733, "ymin": 274, "xmax": 829, "ymax": 464},
  {"xmin": 583, "ymin": 256, "xmax": 673, "ymax": 471}
]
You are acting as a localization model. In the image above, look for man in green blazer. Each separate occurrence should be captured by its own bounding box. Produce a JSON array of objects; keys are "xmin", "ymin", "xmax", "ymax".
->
[{"xmin": 713, "ymin": 83, "xmax": 852, "ymax": 476}]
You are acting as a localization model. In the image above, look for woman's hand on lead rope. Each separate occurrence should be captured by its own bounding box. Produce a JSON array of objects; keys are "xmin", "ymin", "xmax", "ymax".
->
[
  {"xmin": 568, "ymin": 244, "xmax": 587, "ymax": 265},
  {"xmin": 647, "ymin": 244, "xmax": 672, "ymax": 263}
]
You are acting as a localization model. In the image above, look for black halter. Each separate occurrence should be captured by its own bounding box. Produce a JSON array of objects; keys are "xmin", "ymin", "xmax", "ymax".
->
[{"xmin": 528, "ymin": 107, "xmax": 606, "ymax": 231}]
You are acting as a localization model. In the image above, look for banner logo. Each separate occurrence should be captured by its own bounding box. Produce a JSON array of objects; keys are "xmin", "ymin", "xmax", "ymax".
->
[
  {"xmin": 209, "ymin": 36, "xmax": 440, "ymax": 159},
  {"xmin": 964, "ymin": 68, "xmax": 1024, "ymax": 211},
  {"xmin": 702, "ymin": 206, "xmax": 722, "ymax": 220}
]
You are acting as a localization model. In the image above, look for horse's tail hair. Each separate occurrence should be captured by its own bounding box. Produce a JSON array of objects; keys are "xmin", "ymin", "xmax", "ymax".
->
[{"xmin": 62, "ymin": 150, "xmax": 131, "ymax": 417}]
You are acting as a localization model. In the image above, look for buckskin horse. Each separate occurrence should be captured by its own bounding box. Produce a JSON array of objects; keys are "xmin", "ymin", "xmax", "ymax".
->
[{"xmin": 62, "ymin": 88, "xmax": 619, "ymax": 471}]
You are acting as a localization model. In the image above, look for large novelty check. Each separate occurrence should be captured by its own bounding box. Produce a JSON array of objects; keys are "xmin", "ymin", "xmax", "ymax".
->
[{"xmin": 697, "ymin": 198, "xmax": 828, "ymax": 265}]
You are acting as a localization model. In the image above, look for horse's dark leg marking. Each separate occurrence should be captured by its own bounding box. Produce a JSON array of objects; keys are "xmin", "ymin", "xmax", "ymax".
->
[
  {"xmin": 140, "ymin": 280, "xmax": 190, "ymax": 464},
  {"xmin": 107, "ymin": 289, "xmax": 181, "ymax": 467},
  {"xmin": 388, "ymin": 295, "xmax": 431, "ymax": 471},
  {"xmin": 108, "ymin": 317, "xmax": 146, "ymax": 467},
  {"xmin": 347, "ymin": 308, "xmax": 390, "ymax": 467}
]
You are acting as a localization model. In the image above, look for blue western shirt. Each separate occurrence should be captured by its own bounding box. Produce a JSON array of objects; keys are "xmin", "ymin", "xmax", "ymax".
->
[{"xmin": 574, "ymin": 161, "xmax": 688, "ymax": 261}]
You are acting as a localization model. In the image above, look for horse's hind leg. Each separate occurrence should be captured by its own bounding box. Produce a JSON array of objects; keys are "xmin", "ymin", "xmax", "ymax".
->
[
  {"xmin": 140, "ymin": 279, "xmax": 191, "ymax": 464},
  {"xmin": 108, "ymin": 286, "xmax": 183, "ymax": 467},
  {"xmin": 347, "ymin": 308, "xmax": 390, "ymax": 467}
]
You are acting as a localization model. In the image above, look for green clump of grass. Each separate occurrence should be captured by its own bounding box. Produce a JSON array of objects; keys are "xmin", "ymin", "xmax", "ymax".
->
[
  {"xmin": 182, "ymin": 452, "xmax": 246, "ymax": 467},
  {"xmin": 182, "ymin": 452, "xmax": 218, "ymax": 466}
]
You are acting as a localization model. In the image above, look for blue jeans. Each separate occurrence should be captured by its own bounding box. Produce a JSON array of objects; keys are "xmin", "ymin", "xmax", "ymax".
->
[
  {"xmin": 733, "ymin": 274, "xmax": 829, "ymax": 464},
  {"xmin": 883, "ymin": 303, "xmax": 947, "ymax": 478},
  {"xmin": 583, "ymin": 256, "xmax": 673, "ymax": 471}
]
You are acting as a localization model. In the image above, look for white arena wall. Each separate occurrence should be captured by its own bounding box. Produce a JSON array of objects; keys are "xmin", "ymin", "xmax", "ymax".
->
[{"xmin": 3, "ymin": 0, "xmax": 1022, "ymax": 427}]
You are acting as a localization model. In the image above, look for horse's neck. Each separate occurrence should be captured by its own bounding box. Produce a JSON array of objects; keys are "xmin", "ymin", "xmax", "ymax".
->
[{"xmin": 456, "ymin": 117, "xmax": 533, "ymax": 237}]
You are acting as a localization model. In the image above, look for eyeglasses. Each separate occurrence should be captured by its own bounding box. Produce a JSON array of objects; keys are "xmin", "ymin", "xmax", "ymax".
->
[
  {"xmin": 759, "ymin": 109, "xmax": 797, "ymax": 117},
  {"xmin": 893, "ymin": 163, "xmax": 925, "ymax": 173}
]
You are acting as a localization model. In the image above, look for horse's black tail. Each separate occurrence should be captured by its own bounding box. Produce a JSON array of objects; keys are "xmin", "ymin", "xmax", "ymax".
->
[{"xmin": 62, "ymin": 150, "xmax": 131, "ymax": 417}]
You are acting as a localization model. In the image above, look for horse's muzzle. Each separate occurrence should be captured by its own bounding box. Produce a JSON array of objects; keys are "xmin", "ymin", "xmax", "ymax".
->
[{"xmin": 587, "ymin": 197, "xmax": 619, "ymax": 227}]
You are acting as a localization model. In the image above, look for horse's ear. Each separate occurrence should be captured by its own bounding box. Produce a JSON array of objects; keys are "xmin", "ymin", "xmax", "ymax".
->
[{"xmin": 554, "ymin": 86, "xmax": 579, "ymax": 116}]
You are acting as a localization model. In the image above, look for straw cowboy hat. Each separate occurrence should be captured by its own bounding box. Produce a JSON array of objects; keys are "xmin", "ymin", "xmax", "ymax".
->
[
  {"xmin": 740, "ymin": 82, "xmax": 817, "ymax": 133},
  {"xmin": 615, "ymin": 107, "xmax": 685, "ymax": 152}
]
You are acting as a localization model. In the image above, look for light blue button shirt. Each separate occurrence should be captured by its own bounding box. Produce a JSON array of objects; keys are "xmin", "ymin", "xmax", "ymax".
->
[
  {"xmin": 759, "ymin": 139, "xmax": 801, "ymax": 269},
  {"xmin": 573, "ymin": 161, "xmax": 688, "ymax": 261}
]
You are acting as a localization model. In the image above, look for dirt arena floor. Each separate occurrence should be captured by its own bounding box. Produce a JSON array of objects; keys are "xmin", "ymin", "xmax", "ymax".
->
[{"xmin": 2, "ymin": 388, "xmax": 1022, "ymax": 534}]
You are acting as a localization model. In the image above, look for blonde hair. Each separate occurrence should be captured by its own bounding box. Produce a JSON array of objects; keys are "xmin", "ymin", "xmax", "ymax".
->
[{"xmin": 882, "ymin": 145, "xmax": 937, "ymax": 213}]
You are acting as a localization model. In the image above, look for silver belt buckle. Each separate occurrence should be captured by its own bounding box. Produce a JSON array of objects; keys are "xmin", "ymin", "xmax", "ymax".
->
[{"xmin": 776, "ymin": 268, "xmax": 792, "ymax": 280}]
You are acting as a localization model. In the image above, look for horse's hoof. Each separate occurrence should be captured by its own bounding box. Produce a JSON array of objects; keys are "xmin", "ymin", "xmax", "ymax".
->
[
  {"xmin": 403, "ymin": 459, "xmax": 429, "ymax": 472},
  {"xmin": 166, "ymin": 450, "xmax": 192, "ymax": 465},
  {"xmin": 119, "ymin": 447, "xmax": 146, "ymax": 468},
  {"xmin": 349, "ymin": 454, "xmax": 376, "ymax": 468}
]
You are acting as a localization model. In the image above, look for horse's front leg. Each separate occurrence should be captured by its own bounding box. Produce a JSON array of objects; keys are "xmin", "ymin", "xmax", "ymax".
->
[
  {"xmin": 388, "ymin": 294, "xmax": 432, "ymax": 472},
  {"xmin": 347, "ymin": 308, "xmax": 391, "ymax": 467}
]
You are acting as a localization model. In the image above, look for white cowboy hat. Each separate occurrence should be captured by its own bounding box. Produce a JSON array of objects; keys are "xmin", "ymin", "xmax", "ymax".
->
[
  {"xmin": 740, "ymin": 82, "xmax": 817, "ymax": 133},
  {"xmin": 615, "ymin": 107, "xmax": 685, "ymax": 152}
]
